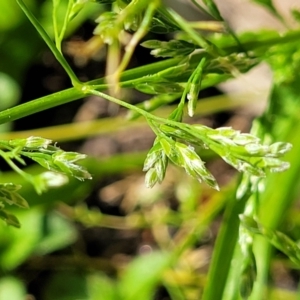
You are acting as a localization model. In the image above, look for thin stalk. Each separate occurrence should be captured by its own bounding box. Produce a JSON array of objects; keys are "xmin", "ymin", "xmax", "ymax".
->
[
  {"xmin": 172, "ymin": 184, "xmax": 235, "ymax": 259},
  {"xmin": 1, "ymin": 25, "xmax": 299, "ymax": 125},
  {"xmin": 89, "ymin": 57, "xmax": 182, "ymax": 85},
  {"xmin": 58, "ymin": 0, "xmax": 74, "ymax": 49},
  {"xmin": 190, "ymin": 0, "xmax": 211, "ymax": 16},
  {"xmin": 179, "ymin": 59, "xmax": 203, "ymax": 107},
  {"xmin": 88, "ymin": 89, "xmax": 160, "ymax": 121},
  {"xmin": 52, "ymin": 0, "xmax": 60, "ymax": 50},
  {"xmin": 87, "ymin": 88, "xmax": 246, "ymax": 135},
  {"xmin": 189, "ymin": 21, "xmax": 225, "ymax": 32},
  {"xmin": 224, "ymin": 23, "xmax": 248, "ymax": 55},
  {"xmin": 105, "ymin": 40, "xmax": 121, "ymax": 92},
  {"xmin": 0, "ymin": 57, "xmax": 182, "ymax": 124},
  {"xmin": 192, "ymin": 0, "xmax": 247, "ymax": 54},
  {"xmin": 87, "ymin": 89, "xmax": 226, "ymax": 137},
  {"xmin": 251, "ymin": 120, "xmax": 300, "ymax": 299},
  {"xmin": 16, "ymin": 0, "xmax": 81, "ymax": 87},
  {"xmin": 114, "ymin": 0, "xmax": 159, "ymax": 81},
  {"xmin": 0, "ymin": 150, "xmax": 33, "ymax": 186},
  {"xmin": 201, "ymin": 178, "xmax": 250, "ymax": 300},
  {"xmin": 117, "ymin": 0, "xmax": 150, "ymax": 24},
  {"xmin": 0, "ymin": 87, "xmax": 85, "ymax": 125},
  {"xmin": 167, "ymin": 8, "xmax": 222, "ymax": 57},
  {"xmin": 224, "ymin": 30, "xmax": 300, "ymax": 54},
  {"xmin": 0, "ymin": 90, "xmax": 263, "ymax": 142}
]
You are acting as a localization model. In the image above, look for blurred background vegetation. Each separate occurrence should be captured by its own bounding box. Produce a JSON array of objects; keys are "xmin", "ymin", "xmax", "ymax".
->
[{"xmin": 1, "ymin": 0, "xmax": 300, "ymax": 299}]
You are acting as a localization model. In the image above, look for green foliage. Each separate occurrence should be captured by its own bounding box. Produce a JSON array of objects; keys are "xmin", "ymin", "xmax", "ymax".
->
[
  {"xmin": 241, "ymin": 215, "xmax": 300, "ymax": 265},
  {"xmin": 0, "ymin": 0, "xmax": 300, "ymax": 299},
  {"xmin": 292, "ymin": 8, "xmax": 300, "ymax": 23},
  {"xmin": 0, "ymin": 183, "xmax": 28, "ymax": 227},
  {"xmin": 141, "ymin": 40, "xmax": 196, "ymax": 58},
  {"xmin": 0, "ymin": 277, "xmax": 26, "ymax": 300},
  {"xmin": 0, "ymin": 136, "xmax": 91, "ymax": 226},
  {"xmin": 119, "ymin": 251, "xmax": 171, "ymax": 300}
]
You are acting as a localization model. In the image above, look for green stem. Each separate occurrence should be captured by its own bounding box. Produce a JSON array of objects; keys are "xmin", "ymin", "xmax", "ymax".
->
[
  {"xmin": 190, "ymin": 0, "xmax": 211, "ymax": 16},
  {"xmin": 1, "ymin": 26, "xmax": 300, "ymax": 125},
  {"xmin": 0, "ymin": 150, "xmax": 33, "ymax": 184},
  {"xmin": 167, "ymin": 8, "xmax": 222, "ymax": 56},
  {"xmin": 251, "ymin": 120, "xmax": 300, "ymax": 299},
  {"xmin": 224, "ymin": 30, "xmax": 300, "ymax": 54},
  {"xmin": 192, "ymin": 0, "xmax": 246, "ymax": 54},
  {"xmin": 201, "ymin": 179, "xmax": 250, "ymax": 300},
  {"xmin": 115, "ymin": 0, "xmax": 159, "ymax": 80},
  {"xmin": 89, "ymin": 89, "xmax": 155, "ymax": 120},
  {"xmin": 58, "ymin": 0, "xmax": 74, "ymax": 47},
  {"xmin": 0, "ymin": 90, "xmax": 260, "ymax": 142},
  {"xmin": 0, "ymin": 57, "xmax": 181, "ymax": 124},
  {"xmin": 52, "ymin": 0, "xmax": 60, "ymax": 51},
  {"xmin": 0, "ymin": 87, "xmax": 85, "ymax": 125},
  {"xmin": 16, "ymin": 0, "xmax": 81, "ymax": 87}
]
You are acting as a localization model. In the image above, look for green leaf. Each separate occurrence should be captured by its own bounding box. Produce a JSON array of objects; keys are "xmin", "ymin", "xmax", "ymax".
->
[
  {"xmin": 87, "ymin": 274, "xmax": 118, "ymax": 300},
  {"xmin": 141, "ymin": 40, "xmax": 196, "ymax": 58},
  {"xmin": 34, "ymin": 212, "xmax": 77, "ymax": 255},
  {"xmin": 291, "ymin": 8, "xmax": 300, "ymax": 23},
  {"xmin": 0, "ymin": 277, "xmax": 26, "ymax": 300},
  {"xmin": 0, "ymin": 1, "xmax": 26, "ymax": 31},
  {"xmin": 0, "ymin": 210, "xmax": 20, "ymax": 228},
  {"xmin": 0, "ymin": 73, "xmax": 20, "ymax": 111},
  {"xmin": 240, "ymin": 250, "xmax": 257, "ymax": 299},
  {"xmin": 187, "ymin": 57, "xmax": 206, "ymax": 117},
  {"xmin": 0, "ymin": 73, "xmax": 21, "ymax": 132},
  {"xmin": 135, "ymin": 82, "xmax": 184, "ymax": 94},
  {"xmin": 240, "ymin": 215, "xmax": 300, "ymax": 265},
  {"xmin": 149, "ymin": 17, "xmax": 178, "ymax": 33},
  {"xmin": 43, "ymin": 271, "xmax": 88, "ymax": 300},
  {"xmin": 0, "ymin": 208, "xmax": 43, "ymax": 269},
  {"xmin": 155, "ymin": 64, "xmax": 191, "ymax": 81},
  {"xmin": 119, "ymin": 251, "xmax": 172, "ymax": 300},
  {"xmin": 0, "ymin": 183, "xmax": 29, "ymax": 209},
  {"xmin": 68, "ymin": 0, "xmax": 89, "ymax": 21},
  {"xmin": 203, "ymin": 0, "xmax": 222, "ymax": 20}
]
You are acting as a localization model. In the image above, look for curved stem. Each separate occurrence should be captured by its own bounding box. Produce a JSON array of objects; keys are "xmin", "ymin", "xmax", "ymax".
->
[{"xmin": 16, "ymin": 0, "xmax": 81, "ymax": 87}]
